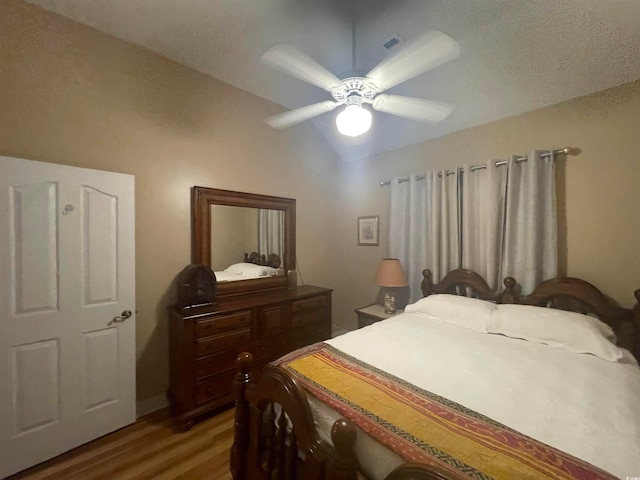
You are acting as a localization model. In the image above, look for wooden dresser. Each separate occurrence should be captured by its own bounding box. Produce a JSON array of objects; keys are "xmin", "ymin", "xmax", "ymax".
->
[{"xmin": 168, "ymin": 285, "xmax": 332, "ymax": 430}]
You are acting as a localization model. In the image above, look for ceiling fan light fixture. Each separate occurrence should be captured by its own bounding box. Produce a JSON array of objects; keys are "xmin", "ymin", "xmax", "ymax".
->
[
  {"xmin": 261, "ymin": 30, "xmax": 459, "ymax": 133},
  {"xmin": 336, "ymin": 104, "xmax": 372, "ymax": 137}
]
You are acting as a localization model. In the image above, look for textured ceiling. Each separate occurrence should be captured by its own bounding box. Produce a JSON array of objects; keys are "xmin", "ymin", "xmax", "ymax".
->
[{"xmin": 26, "ymin": 0, "xmax": 640, "ymax": 162}]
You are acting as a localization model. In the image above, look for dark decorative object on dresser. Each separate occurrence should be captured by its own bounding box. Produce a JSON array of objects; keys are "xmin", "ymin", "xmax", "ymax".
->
[
  {"xmin": 175, "ymin": 264, "xmax": 217, "ymax": 310},
  {"xmin": 168, "ymin": 187, "xmax": 332, "ymax": 430}
]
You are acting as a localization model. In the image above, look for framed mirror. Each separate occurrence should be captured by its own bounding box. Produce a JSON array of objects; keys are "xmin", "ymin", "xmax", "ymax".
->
[{"xmin": 191, "ymin": 187, "xmax": 296, "ymax": 297}]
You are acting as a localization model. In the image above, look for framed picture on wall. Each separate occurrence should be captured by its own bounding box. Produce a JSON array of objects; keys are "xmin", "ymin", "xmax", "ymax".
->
[{"xmin": 357, "ymin": 216, "xmax": 379, "ymax": 246}]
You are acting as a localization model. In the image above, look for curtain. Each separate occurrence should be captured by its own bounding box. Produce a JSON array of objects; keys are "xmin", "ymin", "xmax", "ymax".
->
[
  {"xmin": 389, "ymin": 170, "xmax": 460, "ymax": 303},
  {"xmin": 460, "ymin": 161, "xmax": 507, "ymax": 290},
  {"xmin": 389, "ymin": 176, "xmax": 427, "ymax": 302},
  {"xmin": 426, "ymin": 170, "xmax": 461, "ymax": 285},
  {"xmin": 502, "ymin": 151, "xmax": 557, "ymax": 293},
  {"xmin": 258, "ymin": 209, "xmax": 285, "ymax": 260},
  {"xmin": 388, "ymin": 150, "xmax": 557, "ymax": 297}
]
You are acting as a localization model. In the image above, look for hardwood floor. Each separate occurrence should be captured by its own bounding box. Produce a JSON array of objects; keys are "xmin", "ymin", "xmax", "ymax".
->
[{"xmin": 6, "ymin": 407, "xmax": 234, "ymax": 480}]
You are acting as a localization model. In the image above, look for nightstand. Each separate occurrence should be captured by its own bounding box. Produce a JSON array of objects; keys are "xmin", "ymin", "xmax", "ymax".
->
[{"xmin": 354, "ymin": 303, "xmax": 403, "ymax": 329}]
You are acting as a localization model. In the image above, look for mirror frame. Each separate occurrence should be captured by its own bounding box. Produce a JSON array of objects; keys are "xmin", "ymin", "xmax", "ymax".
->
[{"xmin": 191, "ymin": 186, "xmax": 296, "ymax": 297}]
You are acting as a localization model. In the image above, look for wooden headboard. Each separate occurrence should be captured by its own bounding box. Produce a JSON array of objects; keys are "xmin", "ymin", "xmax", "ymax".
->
[
  {"xmin": 420, "ymin": 268, "xmax": 516, "ymax": 303},
  {"xmin": 243, "ymin": 251, "xmax": 281, "ymax": 269},
  {"xmin": 521, "ymin": 277, "xmax": 640, "ymax": 361},
  {"xmin": 420, "ymin": 268, "xmax": 640, "ymax": 361}
]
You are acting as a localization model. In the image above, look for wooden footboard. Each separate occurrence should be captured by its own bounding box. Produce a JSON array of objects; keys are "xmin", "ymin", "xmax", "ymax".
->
[
  {"xmin": 230, "ymin": 352, "xmax": 458, "ymax": 480},
  {"xmin": 230, "ymin": 352, "xmax": 357, "ymax": 480}
]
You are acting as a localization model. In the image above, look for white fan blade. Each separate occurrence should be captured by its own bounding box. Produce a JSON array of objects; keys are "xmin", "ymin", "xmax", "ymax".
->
[
  {"xmin": 372, "ymin": 94, "xmax": 454, "ymax": 123},
  {"xmin": 366, "ymin": 30, "xmax": 460, "ymax": 91},
  {"xmin": 266, "ymin": 101, "xmax": 338, "ymax": 129},
  {"xmin": 262, "ymin": 44, "xmax": 342, "ymax": 91}
]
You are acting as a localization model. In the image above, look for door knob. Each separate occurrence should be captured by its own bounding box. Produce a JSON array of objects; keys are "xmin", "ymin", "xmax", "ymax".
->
[{"xmin": 110, "ymin": 310, "xmax": 132, "ymax": 325}]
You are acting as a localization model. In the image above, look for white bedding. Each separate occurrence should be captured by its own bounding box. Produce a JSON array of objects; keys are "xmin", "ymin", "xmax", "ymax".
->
[
  {"xmin": 213, "ymin": 270, "xmax": 256, "ymax": 282},
  {"xmin": 215, "ymin": 262, "xmax": 279, "ymax": 282},
  {"xmin": 305, "ymin": 313, "xmax": 640, "ymax": 479}
]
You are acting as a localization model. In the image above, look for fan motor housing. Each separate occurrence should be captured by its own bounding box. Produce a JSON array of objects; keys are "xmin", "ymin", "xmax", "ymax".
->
[{"xmin": 331, "ymin": 77, "xmax": 379, "ymax": 103}]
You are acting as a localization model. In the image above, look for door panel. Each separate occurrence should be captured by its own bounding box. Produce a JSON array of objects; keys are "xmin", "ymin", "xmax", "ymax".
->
[
  {"xmin": 0, "ymin": 156, "xmax": 136, "ymax": 477},
  {"xmin": 11, "ymin": 339, "xmax": 60, "ymax": 434},
  {"xmin": 10, "ymin": 181, "xmax": 59, "ymax": 314},
  {"xmin": 81, "ymin": 186, "xmax": 118, "ymax": 306},
  {"xmin": 83, "ymin": 328, "xmax": 119, "ymax": 411}
]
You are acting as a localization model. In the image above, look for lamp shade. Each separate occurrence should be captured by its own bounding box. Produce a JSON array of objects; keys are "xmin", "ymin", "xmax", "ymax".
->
[{"xmin": 373, "ymin": 258, "xmax": 408, "ymax": 287}]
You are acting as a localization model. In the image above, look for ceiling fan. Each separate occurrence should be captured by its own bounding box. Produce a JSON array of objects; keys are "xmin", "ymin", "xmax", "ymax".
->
[{"xmin": 262, "ymin": 30, "xmax": 460, "ymax": 137}]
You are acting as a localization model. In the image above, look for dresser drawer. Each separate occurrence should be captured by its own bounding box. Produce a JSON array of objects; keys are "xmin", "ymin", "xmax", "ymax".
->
[
  {"xmin": 195, "ymin": 371, "xmax": 236, "ymax": 405},
  {"xmin": 194, "ymin": 350, "xmax": 237, "ymax": 380},
  {"xmin": 292, "ymin": 321, "xmax": 330, "ymax": 343},
  {"xmin": 291, "ymin": 309, "xmax": 326, "ymax": 327},
  {"xmin": 195, "ymin": 328, "xmax": 250, "ymax": 358},
  {"xmin": 195, "ymin": 340, "xmax": 270, "ymax": 381},
  {"xmin": 195, "ymin": 310, "xmax": 252, "ymax": 339},
  {"xmin": 258, "ymin": 304, "xmax": 285, "ymax": 336},
  {"xmin": 291, "ymin": 295, "xmax": 327, "ymax": 313},
  {"xmin": 251, "ymin": 340, "xmax": 271, "ymax": 361},
  {"xmin": 272, "ymin": 334, "xmax": 297, "ymax": 358}
]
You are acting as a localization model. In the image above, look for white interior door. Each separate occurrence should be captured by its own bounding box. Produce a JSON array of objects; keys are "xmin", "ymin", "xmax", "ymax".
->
[{"xmin": 0, "ymin": 156, "xmax": 136, "ymax": 477}]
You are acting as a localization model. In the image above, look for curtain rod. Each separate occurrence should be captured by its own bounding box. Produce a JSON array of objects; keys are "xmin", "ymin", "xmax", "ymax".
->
[{"xmin": 379, "ymin": 147, "xmax": 575, "ymax": 186}]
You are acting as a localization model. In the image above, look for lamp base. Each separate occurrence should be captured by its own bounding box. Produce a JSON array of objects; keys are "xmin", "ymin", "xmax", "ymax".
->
[{"xmin": 383, "ymin": 290, "xmax": 396, "ymax": 314}]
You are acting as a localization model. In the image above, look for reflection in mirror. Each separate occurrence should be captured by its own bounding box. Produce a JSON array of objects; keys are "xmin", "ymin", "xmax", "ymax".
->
[
  {"xmin": 209, "ymin": 205, "xmax": 257, "ymax": 271},
  {"xmin": 209, "ymin": 205, "xmax": 285, "ymax": 282},
  {"xmin": 191, "ymin": 186, "xmax": 295, "ymax": 298},
  {"xmin": 257, "ymin": 209, "xmax": 285, "ymax": 261}
]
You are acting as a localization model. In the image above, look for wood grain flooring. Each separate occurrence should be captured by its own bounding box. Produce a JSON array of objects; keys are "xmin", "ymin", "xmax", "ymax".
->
[{"xmin": 6, "ymin": 407, "xmax": 234, "ymax": 480}]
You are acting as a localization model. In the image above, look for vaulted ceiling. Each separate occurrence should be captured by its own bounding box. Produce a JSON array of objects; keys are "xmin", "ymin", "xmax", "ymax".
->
[{"xmin": 26, "ymin": 0, "xmax": 640, "ymax": 162}]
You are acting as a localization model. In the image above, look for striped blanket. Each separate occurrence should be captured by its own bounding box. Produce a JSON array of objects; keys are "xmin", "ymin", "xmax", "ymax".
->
[{"xmin": 275, "ymin": 343, "xmax": 617, "ymax": 480}]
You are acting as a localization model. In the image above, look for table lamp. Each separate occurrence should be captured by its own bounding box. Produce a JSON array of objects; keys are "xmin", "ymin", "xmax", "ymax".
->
[{"xmin": 374, "ymin": 258, "xmax": 408, "ymax": 314}]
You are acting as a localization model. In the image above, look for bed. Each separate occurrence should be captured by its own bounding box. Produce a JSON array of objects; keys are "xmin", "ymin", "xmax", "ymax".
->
[
  {"xmin": 229, "ymin": 269, "xmax": 640, "ymax": 480},
  {"xmin": 214, "ymin": 251, "xmax": 281, "ymax": 282}
]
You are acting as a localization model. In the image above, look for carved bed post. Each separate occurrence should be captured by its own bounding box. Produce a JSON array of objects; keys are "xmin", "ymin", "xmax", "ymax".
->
[
  {"xmin": 325, "ymin": 418, "xmax": 358, "ymax": 480},
  {"xmin": 230, "ymin": 352, "xmax": 253, "ymax": 480},
  {"xmin": 421, "ymin": 269, "xmax": 434, "ymax": 297},
  {"xmin": 500, "ymin": 277, "xmax": 518, "ymax": 304}
]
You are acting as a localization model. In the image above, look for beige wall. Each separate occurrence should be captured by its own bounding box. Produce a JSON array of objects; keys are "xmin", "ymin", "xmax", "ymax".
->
[
  {"xmin": 0, "ymin": 0, "xmax": 348, "ymax": 402},
  {"xmin": 336, "ymin": 80, "xmax": 640, "ymax": 325}
]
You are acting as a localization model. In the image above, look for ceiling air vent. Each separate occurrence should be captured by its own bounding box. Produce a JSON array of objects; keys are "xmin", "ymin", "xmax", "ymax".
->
[{"xmin": 383, "ymin": 34, "xmax": 404, "ymax": 50}]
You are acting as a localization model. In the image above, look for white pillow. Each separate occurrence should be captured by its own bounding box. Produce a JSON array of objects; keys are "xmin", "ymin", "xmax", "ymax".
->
[
  {"xmin": 488, "ymin": 304, "xmax": 623, "ymax": 362},
  {"xmin": 224, "ymin": 262, "xmax": 277, "ymax": 277},
  {"xmin": 256, "ymin": 265, "xmax": 277, "ymax": 277},
  {"xmin": 584, "ymin": 313, "xmax": 617, "ymax": 342},
  {"xmin": 405, "ymin": 294, "xmax": 497, "ymax": 333}
]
